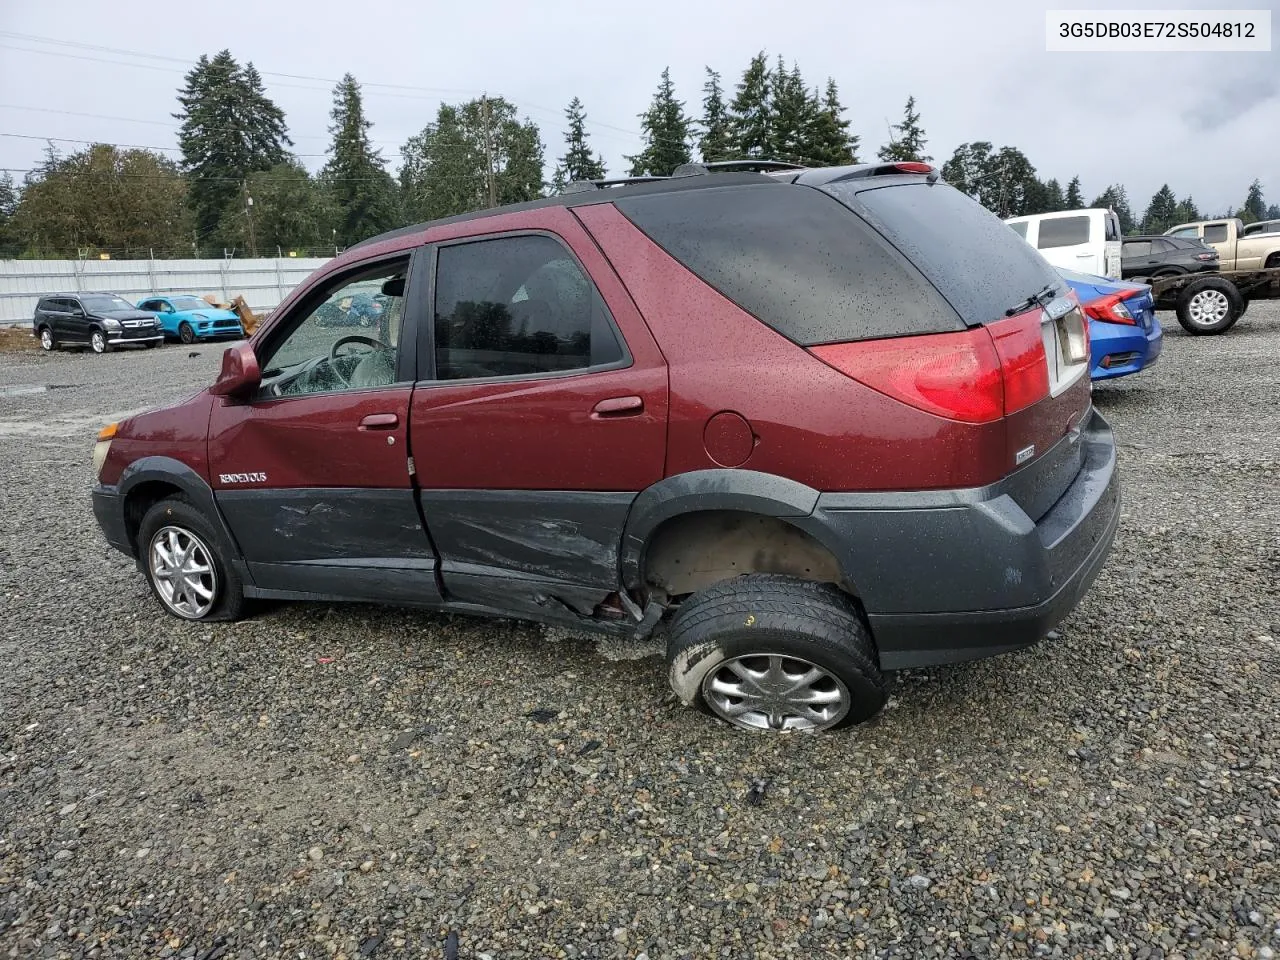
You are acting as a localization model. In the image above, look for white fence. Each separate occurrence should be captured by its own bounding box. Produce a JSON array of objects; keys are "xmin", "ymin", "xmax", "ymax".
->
[{"xmin": 0, "ymin": 257, "xmax": 333, "ymax": 325}]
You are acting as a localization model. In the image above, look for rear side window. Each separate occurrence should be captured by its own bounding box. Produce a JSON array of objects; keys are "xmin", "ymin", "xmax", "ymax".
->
[
  {"xmin": 616, "ymin": 184, "xmax": 961, "ymax": 345},
  {"xmin": 433, "ymin": 234, "xmax": 625, "ymax": 380},
  {"xmin": 827, "ymin": 181, "xmax": 1062, "ymax": 326},
  {"xmin": 1203, "ymin": 223, "xmax": 1229, "ymax": 244},
  {"xmin": 1036, "ymin": 216, "xmax": 1091, "ymax": 249}
]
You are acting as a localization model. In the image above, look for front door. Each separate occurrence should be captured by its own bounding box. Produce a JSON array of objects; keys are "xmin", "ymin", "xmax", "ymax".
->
[
  {"xmin": 62, "ymin": 298, "xmax": 90, "ymax": 343},
  {"xmin": 207, "ymin": 252, "xmax": 442, "ymax": 604},
  {"xmin": 410, "ymin": 226, "xmax": 668, "ymax": 618}
]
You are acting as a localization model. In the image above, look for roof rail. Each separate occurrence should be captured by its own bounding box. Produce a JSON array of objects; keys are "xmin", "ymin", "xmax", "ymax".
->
[
  {"xmin": 703, "ymin": 159, "xmax": 809, "ymax": 173},
  {"xmin": 560, "ymin": 175, "xmax": 670, "ymax": 194}
]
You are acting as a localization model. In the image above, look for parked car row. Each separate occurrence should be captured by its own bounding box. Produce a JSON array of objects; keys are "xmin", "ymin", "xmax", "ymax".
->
[{"xmin": 31, "ymin": 293, "xmax": 246, "ymax": 352}]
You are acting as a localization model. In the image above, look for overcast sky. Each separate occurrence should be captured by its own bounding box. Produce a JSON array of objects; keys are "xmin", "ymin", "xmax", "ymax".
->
[{"xmin": 1, "ymin": 0, "xmax": 1276, "ymax": 217}]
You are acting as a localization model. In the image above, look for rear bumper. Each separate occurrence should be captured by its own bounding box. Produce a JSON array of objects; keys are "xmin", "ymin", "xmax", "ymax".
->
[
  {"xmin": 799, "ymin": 409, "xmax": 1120, "ymax": 670},
  {"xmin": 1089, "ymin": 318, "xmax": 1162, "ymax": 381}
]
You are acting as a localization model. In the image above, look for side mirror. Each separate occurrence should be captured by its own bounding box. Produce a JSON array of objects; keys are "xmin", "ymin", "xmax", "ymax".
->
[{"xmin": 210, "ymin": 341, "xmax": 261, "ymax": 399}]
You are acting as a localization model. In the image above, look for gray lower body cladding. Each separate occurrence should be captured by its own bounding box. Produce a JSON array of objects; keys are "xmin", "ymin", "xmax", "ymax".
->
[{"xmin": 797, "ymin": 408, "xmax": 1120, "ymax": 670}]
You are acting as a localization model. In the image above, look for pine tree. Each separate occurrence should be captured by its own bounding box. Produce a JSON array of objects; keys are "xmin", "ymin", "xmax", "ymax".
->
[
  {"xmin": 1141, "ymin": 184, "xmax": 1179, "ymax": 234},
  {"xmin": 174, "ymin": 50, "xmax": 291, "ymax": 251},
  {"xmin": 1174, "ymin": 195, "xmax": 1201, "ymax": 223},
  {"xmin": 554, "ymin": 97, "xmax": 605, "ymax": 188},
  {"xmin": 941, "ymin": 142, "xmax": 993, "ymax": 200},
  {"xmin": 877, "ymin": 95, "xmax": 930, "ymax": 163},
  {"xmin": 727, "ymin": 53, "xmax": 771, "ymax": 159},
  {"xmin": 1043, "ymin": 178, "xmax": 1065, "ymax": 212},
  {"xmin": 1065, "ymin": 176, "xmax": 1084, "ymax": 209},
  {"xmin": 1267, "ymin": 203, "xmax": 1280, "ymax": 220},
  {"xmin": 321, "ymin": 74, "xmax": 400, "ymax": 247},
  {"xmin": 627, "ymin": 68, "xmax": 693, "ymax": 177},
  {"xmin": 767, "ymin": 59, "xmax": 815, "ymax": 164},
  {"xmin": 220, "ymin": 161, "xmax": 329, "ymax": 255},
  {"xmin": 0, "ymin": 172, "xmax": 18, "ymax": 256},
  {"xmin": 1091, "ymin": 184, "xmax": 1135, "ymax": 234},
  {"xmin": 698, "ymin": 68, "xmax": 733, "ymax": 163},
  {"xmin": 1240, "ymin": 179, "xmax": 1266, "ymax": 224},
  {"xmin": 803, "ymin": 79, "xmax": 859, "ymax": 167}
]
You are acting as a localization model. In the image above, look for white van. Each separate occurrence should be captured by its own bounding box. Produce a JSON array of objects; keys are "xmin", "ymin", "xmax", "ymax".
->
[{"xmin": 1005, "ymin": 209, "xmax": 1123, "ymax": 279}]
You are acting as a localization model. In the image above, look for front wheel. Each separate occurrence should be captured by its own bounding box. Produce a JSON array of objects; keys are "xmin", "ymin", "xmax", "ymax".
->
[
  {"xmin": 666, "ymin": 574, "xmax": 886, "ymax": 732},
  {"xmin": 1176, "ymin": 277, "xmax": 1243, "ymax": 335},
  {"xmin": 90, "ymin": 329, "xmax": 108, "ymax": 353},
  {"xmin": 137, "ymin": 497, "xmax": 246, "ymax": 622},
  {"xmin": 39, "ymin": 327, "xmax": 56, "ymax": 351},
  {"xmin": 178, "ymin": 322, "xmax": 196, "ymax": 344}
]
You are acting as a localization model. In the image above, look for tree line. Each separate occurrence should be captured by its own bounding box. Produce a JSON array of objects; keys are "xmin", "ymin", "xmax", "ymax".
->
[{"xmin": 0, "ymin": 48, "xmax": 1275, "ymax": 259}]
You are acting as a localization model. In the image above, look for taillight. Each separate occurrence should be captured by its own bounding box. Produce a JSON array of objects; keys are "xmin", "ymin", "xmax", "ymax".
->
[
  {"xmin": 809, "ymin": 309, "xmax": 1050, "ymax": 423},
  {"xmin": 1196, "ymin": 252, "xmax": 1217, "ymax": 261},
  {"xmin": 987, "ymin": 312, "xmax": 1051, "ymax": 414},
  {"xmin": 1082, "ymin": 292, "xmax": 1136, "ymax": 325}
]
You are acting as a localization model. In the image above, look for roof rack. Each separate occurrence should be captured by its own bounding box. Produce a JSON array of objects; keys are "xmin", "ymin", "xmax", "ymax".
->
[
  {"xmin": 561, "ymin": 175, "xmax": 671, "ymax": 194},
  {"xmin": 560, "ymin": 160, "xmax": 808, "ymax": 195}
]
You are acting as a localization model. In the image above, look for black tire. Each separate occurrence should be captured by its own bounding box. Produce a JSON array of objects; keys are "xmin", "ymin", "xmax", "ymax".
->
[
  {"xmin": 90, "ymin": 328, "xmax": 109, "ymax": 353},
  {"xmin": 178, "ymin": 322, "xmax": 196, "ymax": 345},
  {"xmin": 38, "ymin": 326, "xmax": 57, "ymax": 351},
  {"xmin": 137, "ymin": 496, "xmax": 247, "ymax": 622},
  {"xmin": 1240, "ymin": 299, "xmax": 1250, "ymax": 317},
  {"xmin": 1266, "ymin": 253, "xmax": 1280, "ymax": 269},
  {"xmin": 1175, "ymin": 276, "xmax": 1243, "ymax": 335},
  {"xmin": 666, "ymin": 574, "xmax": 886, "ymax": 732}
]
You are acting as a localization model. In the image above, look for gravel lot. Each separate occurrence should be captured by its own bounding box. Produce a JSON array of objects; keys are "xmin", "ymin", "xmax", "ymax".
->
[{"xmin": 2, "ymin": 306, "xmax": 1279, "ymax": 960}]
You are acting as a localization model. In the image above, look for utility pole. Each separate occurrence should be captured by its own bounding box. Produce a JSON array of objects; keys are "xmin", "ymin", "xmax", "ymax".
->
[
  {"xmin": 481, "ymin": 94, "xmax": 497, "ymax": 208},
  {"xmin": 242, "ymin": 181, "xmax": 258, "ymax": 258}
]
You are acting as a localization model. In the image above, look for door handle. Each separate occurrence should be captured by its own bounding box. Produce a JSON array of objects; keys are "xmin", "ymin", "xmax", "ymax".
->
[
  {"xmin": 592, "ymin": 396, "xmax": 644, "ymax": 418},
  {"xmin": 359, "ymin": 413, "xmax": 399, "ymax": 430}
]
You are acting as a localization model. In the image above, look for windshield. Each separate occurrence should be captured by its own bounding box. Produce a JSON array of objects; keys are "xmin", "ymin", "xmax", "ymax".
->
[
  {"xmin": 827, "ymin": 181, "xmax": 1062, "ymax": 325},
  {"xmin": 81, "ymin": 294, "xmax": 137, "ymax": 312},
  {"xmin": 170, "ymin": 296, "xmax": 211, "ymax": 311}
]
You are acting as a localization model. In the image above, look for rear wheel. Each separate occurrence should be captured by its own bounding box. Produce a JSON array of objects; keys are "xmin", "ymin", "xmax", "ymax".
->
[
  {"xmin": 38, "ymin": 326, "xmax": 56, "ymax": 351},
  {"xmin": 666, "ymin": 574, "xmax": 886, "ymax": 732},
  {"xmin": 90, "ymin": 329, "xmax": 108, "ymax": 353},
  {"xmin": 137, "ymin": 497, "xmax": 246, "ymax": 622},
  {"xmin": 1176, "ymin": 277, "xmax": 1243, "ymax": 335},
  {"xmin": 178, "ymin": 322, "xmax": 196, "ymax": 344}
]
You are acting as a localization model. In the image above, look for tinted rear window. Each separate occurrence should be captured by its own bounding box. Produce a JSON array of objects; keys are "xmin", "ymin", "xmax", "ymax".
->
[
  {"xmin": 826, "ymin": 181, "xmax": 1062, "ymax": 326},
  {"xmin": 615, "ymin": 184, "xmax": 961, "ymax": 345},
  {"xmin": 1036, "ymin": 216, "xmax": 1091, "ymax": 249},
  {"xmin": 1203, "ymin": 223, "xmax": 1229, "ymax": 244}
]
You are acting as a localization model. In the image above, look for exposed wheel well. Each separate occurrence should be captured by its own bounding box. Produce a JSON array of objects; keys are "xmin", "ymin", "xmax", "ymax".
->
[
  {"xmin": 642, "ymin": 510, "xmax": 850, "ymax": 599},
  {"xmin": 1266, "ymin": 252, "xmax": 1280, "ymax": 269},
  {"xmin": 123, "ymin": 481, "xmax": 184, "ymax": 551}
]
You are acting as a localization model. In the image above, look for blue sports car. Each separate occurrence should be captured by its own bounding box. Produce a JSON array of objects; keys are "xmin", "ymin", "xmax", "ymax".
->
[
  {"xmin": 1057, "ymin": 268, "xmax": 1163, "ymax": 381},
  {"xmin": 136, "ymin": 294, "xmax": 246, "ymax": 344}
]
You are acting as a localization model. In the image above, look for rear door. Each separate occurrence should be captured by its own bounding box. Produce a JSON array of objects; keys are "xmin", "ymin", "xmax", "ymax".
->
[
  {"xmin": 410, "ymin": 220, "xmax": 668, "ymax": 617},
  {"xmin": 207, "ymin": 250, "xmax": 442, "ymax": 604},
  {"xmin": 1121, "ymin": 239, "xmax": 1153, "ymax": 276}
]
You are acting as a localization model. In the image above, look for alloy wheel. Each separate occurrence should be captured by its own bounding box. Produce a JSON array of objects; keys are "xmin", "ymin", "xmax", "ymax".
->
[
  {"xmin": 701, "ymin": 654, "xmax": 851, "ymax": 732},
  {"xmin": 90, "ymin": 330, "xmax": 106, "ymax": 353},
  {"xmin": 1187, "ymin": 289, "xmax": 1229, "ymax": 327},
  {"xmin": 148, "ymin": 525, "xmax": 219, "ymax": 619},
  {"xmin": 39, "ymin": 328, "xmax": 53, "ymax": 350}
]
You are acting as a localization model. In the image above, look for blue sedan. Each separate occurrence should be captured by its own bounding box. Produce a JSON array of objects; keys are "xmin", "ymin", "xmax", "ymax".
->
[
  {"xmin": 1057, "ymin": 268, "xmax": 1163, "ymax": 381},
  {"xmin": 136, "ymin": 294, "xmax": 245, "ymax": 344}
]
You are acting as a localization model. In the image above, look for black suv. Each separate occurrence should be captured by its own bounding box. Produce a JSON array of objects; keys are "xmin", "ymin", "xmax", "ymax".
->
[
  {"xmin": 1120, "ymin": 236, "xmax": 1218, "ymax": 280},
  {"xmin": 32, "ymin": 293, "xmax": 164, "ymax": 353}
]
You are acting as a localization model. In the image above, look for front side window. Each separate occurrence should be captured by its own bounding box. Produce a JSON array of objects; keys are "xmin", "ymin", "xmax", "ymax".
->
[
  {"xmin": 258, "ymin": 259, "xmax": 409, "ymax": 398},
  {"xmin": 1203, "ymin": 223, "xmax": 1229, "ymax": 244},
  {"xmin": 1123, "ymin": 241, "xmax": 1151, "ymax": 258},
  {"xmin": 1037, "ymin": 216, "xmax": 1091, "ymax": 249},
  {"xmin": 433, "ymin": 235, "xmax": 624, "ymax": 381}
]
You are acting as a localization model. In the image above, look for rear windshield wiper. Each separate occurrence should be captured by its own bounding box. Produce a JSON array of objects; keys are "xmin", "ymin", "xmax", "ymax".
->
[{"xmin": 1005, "ymin": 282, "xmax": 1058, "ymax": 317}]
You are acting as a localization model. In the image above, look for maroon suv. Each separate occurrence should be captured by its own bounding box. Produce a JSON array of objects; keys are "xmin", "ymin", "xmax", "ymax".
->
[{"xmin": 90, "ymin": 162, "xmax": 1119, "ymax": 732}]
